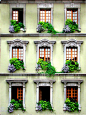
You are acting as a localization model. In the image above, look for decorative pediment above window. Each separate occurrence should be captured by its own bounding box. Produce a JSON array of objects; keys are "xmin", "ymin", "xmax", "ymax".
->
[
  {"xmin": 61, "ymin": 39, "xmax": 83, "ymax": 47},
  {"xmin": 7, "ymin": 39, "xmax": 29, "ymax": 47},
  {"xmin": 34, "ymin": 79, "xmax": 56, "ymax": 84}
]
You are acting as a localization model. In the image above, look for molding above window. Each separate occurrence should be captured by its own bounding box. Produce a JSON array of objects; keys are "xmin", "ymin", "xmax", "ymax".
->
[
  {"xmin": 6, "ymin": 78, "xmax": 28, "ymax": 109},
  {"xmin": 34, "ymin": 39, "xmax": 56, "ymax": 66},
  {"xmin": 61, "ymin": 79, "xmax": 83, "ymax": 111},
  {"xmin": 61, "ymin": 39, "xmax": 83, "ymax": 66},
  {"xmin": 10, "ymin": 4, "xmax": 26, "ymax": 26},
  {"xmin": 37, "ymin": 3, "xmax": 53, "ymax": 24},
  {"xmin": 64, "ymin": 3, "xmax": 81, "ymax": 30},
  {"xmin": 7, "ymin": 39, "xmax": 29, "ymax": 67},
  {"xmin": 33, "ymin": 79, "xmax": 56, "ymax": 110}
]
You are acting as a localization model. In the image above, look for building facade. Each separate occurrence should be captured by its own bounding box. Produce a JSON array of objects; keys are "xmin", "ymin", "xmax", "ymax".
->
[{"xmin": 0, "ymin": 0, "xmax": 86, "ymax": 115}]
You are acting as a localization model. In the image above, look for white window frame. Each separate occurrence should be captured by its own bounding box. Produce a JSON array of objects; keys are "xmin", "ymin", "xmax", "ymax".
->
[
  {"xmin": 61, "ymin": 79, "xmax": 83, "ymax": 111},
  {"xmin": 10, "ymin": 4, "xmax": 26, "ymax": 26},
  {"xmin": 37, "ymin": 3, "xmax": 53, "ymax": 25},
  {"xmin": 64, "ymin": 3, "xmax": 81, "ymax": 31},
  {"xmin": 34, "ymin": 39, "xmax": 56, "ymax": 67},
  {"xmin": 33, "ymin": 79, "xmax": 56, "ymax": 110},
  {"xmin": 61, "ymin": 39, "xmax": 83, "ymax": 67},
  {"xmin": 6, "ymin": 79, "xmax": 28, "ymax": 109},
  {"xmin": 7, "ymin": 39, "xmax": 29, "ymax": 67}
]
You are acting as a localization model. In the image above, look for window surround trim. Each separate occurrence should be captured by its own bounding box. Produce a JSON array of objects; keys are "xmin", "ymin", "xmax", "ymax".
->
[
  {"xmin": 64, "ymin": 3, "xmax": 81, "ymax": 31},
  {"xmin": 34, "ymin": 39, "xmax": 56, "ymax": 67},
  {"xmin": 10, "ymin": 4, "xmax": 26, "ymax": 26},
  {"xmin": 33, "ymin": 79, "xmax": 56, "ymax": 110},
  {"xmin": 61, "ymin": 79, "xmax": 83, "ymax": 111},
  {"xmin": 61, "ymin": 39, "xmax": 83, "ymax": 67},
  {"xmin": 6, "ymin": 79, "xmax": 28, "ymax": 109},
  {"xmin": 7, "ymin": 39, "xmax": 29, "ymax": 67},
  {"xmin": 37, "ymin": 3, "xmax": 53, "ymax": 25}
]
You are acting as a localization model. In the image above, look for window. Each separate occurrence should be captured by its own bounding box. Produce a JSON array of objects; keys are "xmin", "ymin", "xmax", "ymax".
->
[
  {"xmin": 37, "ymin": 4, "xmax": 53, "ymax": 24},
  {"xmin": 61, "ymin": 39, "xmax": 83, "ymax": 66},
  {"xmin": 12, "ymin": 47, "xmax": 23, "ymax": 60},
  {"xmin": 66, "ymin": 47, "xmax": 77, "ymax": 61},
  {"xmin": 39, "ymin": 47, "xmax": 51, "ymax": 61},
  {"xmin": 66, "ymin": 87, "xmax": 78, "ymax": 102},
  {"xmin": 61, "ymin": 79, "xmax": 83, "ymax": 111},
  {"xmin": 12, "ymin": 86, "xmax": 23, "ymax": 101},
  {"xmin": 33, "ymin": 79, "xmax": 56, "ymax": 110},
  {"xmin": 10, "ymin": 4, "xmax": 26, "ymax": 26},
  {"xmin": 12, "ymin": 9, "xmax": 23, "ymax": 23},
  {"xmin": 7, "ymin": 39, "xmax": 29, "ymax": 67},
  {"xmin": 66, "ymin": 9, "xmax": 78, "ymax": 24},
  {"xmin": 6, "ymin": 79, "xmax": 28, "ymax": 109},
  {"xmin": 34, "ymin": 39, "xmax": 56, "ymax": 67},
  {"xmin": 64, "ymin": 3, "xmax": 81, "ymax": 30},
  {"xmin": 40, "ymin": 9, "xmax": 51, "ymax": 23},
  {"xmin": 39, "ymin": 86, "xmax": 50, "ymax": 101}
]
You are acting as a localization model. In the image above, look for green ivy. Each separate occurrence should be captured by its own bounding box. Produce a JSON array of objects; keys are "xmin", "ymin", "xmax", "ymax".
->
[
  {"xmin": 38, "ymin": 21, "xmax": 59, "ymax": 34},
  {"xmin": 11, "ymin": 20, "xmax": 25, "ymax": 32},
  {"xmin": 66, "ymin": 60, "xmax": 80, "ymax": 72},
  {"xmin": 10, "ymin": 58, "xmax": 25, "ymax": 70},
  {"xmin": 65, "ymin": 98, "xmax": 79, "ymax": 112},
  {"xmin": 65, "ymin": 19, "xmax": 79, "ymax": 33},
  {"xmin": 37, "ymin": 58, "xmax": 56, "ymax": 76},
  {"xmin": 37, "ymin": 100, "xmax": 53, "ymax": 111}
]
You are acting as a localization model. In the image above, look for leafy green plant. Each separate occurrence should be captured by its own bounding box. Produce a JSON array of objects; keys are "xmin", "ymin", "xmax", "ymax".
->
[
  {"xmin": 10, "ymin": 20, "xmax": 25, "ymax": 33},
  {"xmin": 65, "ymin": 60, "xmax": 80, "ymax": 72},
  {"xmin": 65, "ymin": 98, "xmax": 79, "ymax": 112},
  {"xmin": 9, "ymin": 58, "xmax": 25, "ymax": 72},
  {"xmin": 37, "ymin": 100, "xmax": 53, "ymax": 111},
  {"xmin": 8, "ymin": 99, "xmax": 25, "ymax": 113},
  {"xmin": 63, "ymin": 19, "xmax": 80, "ymax": 33},
  {"xmin": 38, "ymin": 21, "xmax": 59, "ymax": 34},
  {"xmin": 37, "ymin": 58, "xmax": 56, "ymax": 76}
]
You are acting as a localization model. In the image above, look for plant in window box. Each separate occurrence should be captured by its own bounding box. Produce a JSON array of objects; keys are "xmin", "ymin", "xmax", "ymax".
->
[
  {"xmin": 9, "ymin": 20, "xmax": 26, "ymax": 33},
  {"xmin": 8, "ymin": 99, "xmax": 25, "ymax": 113},
  {"xmin": 37, "ymin": 100, "xmax": 53, "ymax": 112},
  {"xmin": 8, "ymin": 58, "xmax": 25, "ymax": 73},
  {"xmin": 37, "ymin": 21, "xmax": 58, "ymax": 34},
  {"xmin": 65, "ymin": 98, "xmax": 79, "ymax": 112},
  {"xmin": 37, "ymin": 58, "xmax": 56, "ymax": 76},
  {"xmin": 62, "ymin": 59, "xmax": 80, "ymax": 73},
  {"xmin": 63, "ymin": 19, "xmax": 80, "ymax": 33}
]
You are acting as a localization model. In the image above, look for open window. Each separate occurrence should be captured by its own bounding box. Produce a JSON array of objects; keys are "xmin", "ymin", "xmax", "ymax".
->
[
  {"xmin": 6, "ymin": 79, "xmax": 28, "ymax": 109},
  {"xmin": 10, "ymin": 4, "xmax": 26, "ymax": 26},
  {"xmin": 39, "ymin": 86, "xmax": 50, "ymax": 101},
  {"xmin": 12, "ymin": 8, "xmax": 23, "ymax": 23},
  {"xmin": 12, "ymin": 86, "xmax": 23, "ymax": 101},
  {"xmin": 61, "ymin": 79, "xmax": 83, "ymax": 111},
  {"xmin": 33, "ymin": 79, "xmax": 55, "ymax": 110}
]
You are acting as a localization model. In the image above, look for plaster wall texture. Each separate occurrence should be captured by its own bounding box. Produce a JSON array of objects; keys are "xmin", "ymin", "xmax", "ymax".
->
[
  {"xmin": 0, "ymin": 4, "xmax": 86, "ymax": 33},
  {"xmin": 0, "ymin": 36, "xmax": 85, "ymax": 73},
  {"xmin": 0, "ymin": 76, "xmax": 85, "ymax": 115}
]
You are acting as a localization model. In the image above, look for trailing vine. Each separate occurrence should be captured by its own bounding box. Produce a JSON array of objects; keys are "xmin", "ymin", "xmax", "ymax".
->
[
  {"xmin": 65, "ymin": 98, "xmax": 79, "ymax": 112},
  {"xmin": 37, "ymin": 19, "xmax": 80, "ymax": 34},
  {"xmin": 37, "ymin": 100, "xmax": 53, "ymax": 111}
]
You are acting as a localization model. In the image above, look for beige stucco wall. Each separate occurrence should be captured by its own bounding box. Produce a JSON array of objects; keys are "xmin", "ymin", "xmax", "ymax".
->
[
  {"xmin": 0, "ymin": 75, "xmax": 86, "ymax": 115},
  {"xmin": 0, "ymin": 4, "xmax": 86, "ymax": 33},
  {"xmin": 0, "ymin": 36, "xmax": 86, "ymax": 73}
]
